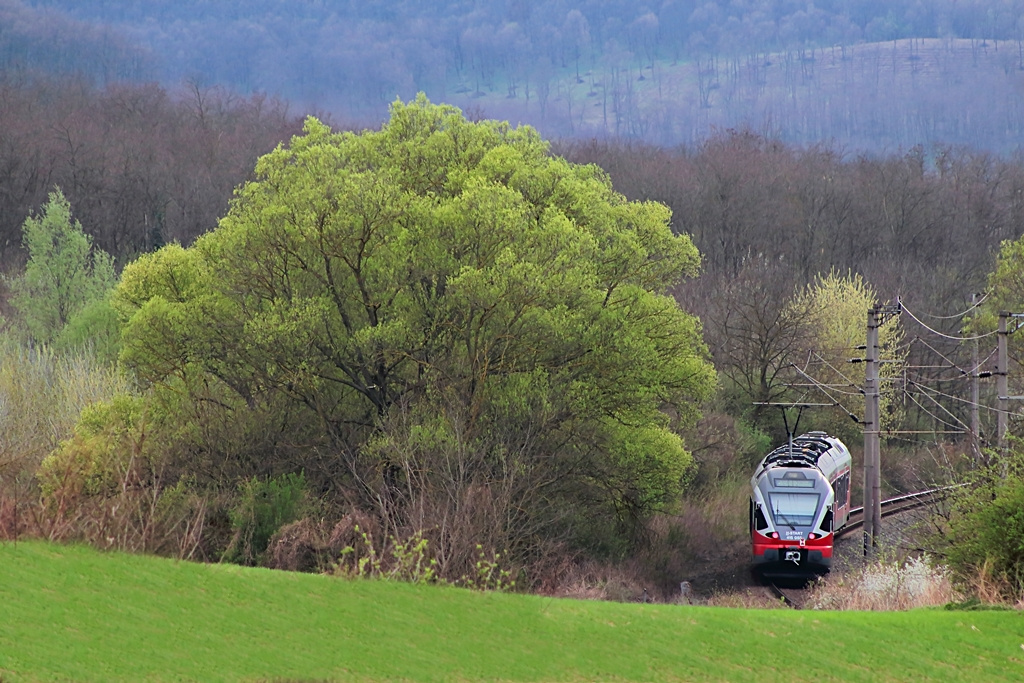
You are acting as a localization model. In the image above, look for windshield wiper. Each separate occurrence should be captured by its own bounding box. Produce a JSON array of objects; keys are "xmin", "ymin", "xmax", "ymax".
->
[{"xmin": 773, "ymin": 502, "xmax": 796, "ymax": 530}]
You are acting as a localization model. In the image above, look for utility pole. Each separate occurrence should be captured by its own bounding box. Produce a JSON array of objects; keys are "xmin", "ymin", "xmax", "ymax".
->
[
  {"xmin": 994, "ymin": 311, "xmax": 1024, "ymax": 475},
  {"xmin": 997, "ymin": 311, "xmax": 1008, "ymax": 457},
  {"xmin": 971, "ymin": 294, "xmax": 981, "ymax": 462},
  {"xmin": 863, "ymin": 302, "xmax": 901, "ymax": 555},
  {"xmin": 863, "ymin": 307, "xmax": 879, "ymax": 556}
]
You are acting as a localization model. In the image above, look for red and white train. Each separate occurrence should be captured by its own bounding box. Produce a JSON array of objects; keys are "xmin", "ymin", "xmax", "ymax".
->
[{"xmin": 750, "ymin": 432, "xmax": 852, "ymax": 578}]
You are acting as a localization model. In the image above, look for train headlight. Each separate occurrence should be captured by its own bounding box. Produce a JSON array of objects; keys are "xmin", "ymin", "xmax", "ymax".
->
[
  {"xmin": 807, "ymin": 533, "xmax": 816, "ymax": 540},
  {"xmin": 770, "ymin": 532, "xmax": 779, "ymax": 539}
]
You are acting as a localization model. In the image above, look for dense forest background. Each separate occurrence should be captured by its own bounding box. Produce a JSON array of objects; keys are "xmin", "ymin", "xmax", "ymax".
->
[{"xmin": 7, "ymin": 0, "xmax": 1024, "ymax": 152}]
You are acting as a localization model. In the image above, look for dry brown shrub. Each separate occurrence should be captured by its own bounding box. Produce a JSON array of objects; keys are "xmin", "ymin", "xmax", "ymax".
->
[
  {"xmin": 0, "ymin": 493, "xmax": 33, "ymax": 540},
  {"xmin": 0, "ymin": 343, "xmax": 132, "ymax": 485},
  {"xmin": 0, "ymin": 474, "xmax": 44, "ymax": 541},
  {"xmin": 36, "ymin": 445, "xmax": 208, "ymax": 560},
  {"xmin": 519, "ymin": 540, "xmax": 578, "ymax": 594},
  {"xmin": 539, "ymin": 558, "xmax": 650, "ymax": 603},
  {"xmin": 0, "ymin": 496, "xmax": 13, "ymax": 539},
  {"xmin": 327, "ymin": 510, "xmax": 380, "ymax": 555},
  {"xmin": 705, "ymin": 588, "xmax": 787, "ymax": 609},
  {"xmin": 688, "ymin": 413, "xmax": 748, "ymax": 489},
  {"xmin": 265, "ymin": 518, "xmax": 334, "ymax": 572},
  {"xmin": 677, "ymin": 481, "xmax": 748, "ymax": 555},
  {"xmin": 523, "ymin": 466, "xmax": 755, "ymax": 604},
  {"xmin": 965, "ymin": 559, "xmax": 1024, "ymax": 607},
  {"xmin": 809, "ymin": 555, "xmax": 960, "ymax": 610},
  {"xmin": 882, "ymin": 441, "xmax": 964, "ymax": 495},
  {"xmin": 627, "ymin": 477, "xmax": 750, "ymax": 599}
]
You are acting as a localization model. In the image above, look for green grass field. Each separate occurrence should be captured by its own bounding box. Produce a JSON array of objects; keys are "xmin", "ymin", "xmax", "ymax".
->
[{"xmin": 1, "ymin": 541, "xmax": 1022, "ymax": 682}]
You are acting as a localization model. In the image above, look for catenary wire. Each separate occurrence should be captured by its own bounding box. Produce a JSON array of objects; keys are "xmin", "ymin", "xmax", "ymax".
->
[
  {"xmin": 905, "ymin": 379, "xmax": 1003, "ymax": 415},
  {"xmin": 902, "ymin": 383, "xmax": 973, "ymax": 433},
  {"xmin": 901, "ymin": 302, "xmax": 999, "ymax": 342},
  {"xmin": 908, "ymin": 292, "xmax": 989, "ymax": 320}
]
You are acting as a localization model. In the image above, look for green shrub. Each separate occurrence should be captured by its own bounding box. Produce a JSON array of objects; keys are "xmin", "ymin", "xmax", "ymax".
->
[
  {"xmin": 941, "ymin": 447, "xmax": 1024, "ymax": 600},
  {"xmin": 335, "ymin": 526, "xmax": 439, "ymax": 584},
  {"xmin": 223, "ymin": 472, "xmax": 307, "ymax": 566},
  {"xmin": 35, "ymin": 393, "xmax": 207, "ymax": 555},
  {"xmin": 734, "ymin": 418, "xmax": 773, "ymax": 469},
  {"xmin": 56, "ymin": 296, "xmax": 121, "ymax": 363},
  {"xmin": 38, "ymin": 394, "xmax": 147, "ymax": 500}
]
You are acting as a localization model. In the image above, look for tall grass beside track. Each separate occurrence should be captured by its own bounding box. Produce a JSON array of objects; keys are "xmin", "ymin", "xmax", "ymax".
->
[{"xmin": 1, "ymin": 541, "xmax": 1022, "ymax": 682}]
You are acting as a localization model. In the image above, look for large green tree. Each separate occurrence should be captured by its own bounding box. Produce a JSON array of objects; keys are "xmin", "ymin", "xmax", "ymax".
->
[{"xmin": 112, "ymin": 96, "xmax": 715, "ymax": 560}]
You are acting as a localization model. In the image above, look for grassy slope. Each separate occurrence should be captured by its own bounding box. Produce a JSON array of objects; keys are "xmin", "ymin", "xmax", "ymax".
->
[{"xmin": 1, "ymin": 541, "xmax": 1022, "ymax": 682}]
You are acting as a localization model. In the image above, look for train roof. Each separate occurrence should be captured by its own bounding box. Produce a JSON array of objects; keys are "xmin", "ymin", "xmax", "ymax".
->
[{"xmin": 755, "ymin": 432, "xmax": 850, "ymax": 478}]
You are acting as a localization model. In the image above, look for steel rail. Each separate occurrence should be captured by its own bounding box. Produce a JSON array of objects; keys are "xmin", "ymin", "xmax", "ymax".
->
[
  {"xmin": 837, "ymin": 484, "xmax": 961, "ymax": 538},
  {"xmin": 765, "ymin": 581, "xmax": 799, "ymax": 607}
]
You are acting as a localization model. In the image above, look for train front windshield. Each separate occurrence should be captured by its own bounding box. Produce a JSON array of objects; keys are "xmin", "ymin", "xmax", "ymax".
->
[{"xmin": 767, "ymin": 492, "xmax": 821, "ymax": 527}]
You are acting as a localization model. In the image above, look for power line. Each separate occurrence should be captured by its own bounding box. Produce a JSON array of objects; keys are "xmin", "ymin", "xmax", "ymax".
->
[
  {"xmin": 902, "ymin": 382, "xmax": 973, "ymax": 433},
  {"xmin": 910, "ymin": 336, "xmax": 996, "ymax": 377},
  {"xmin": 901, "ymin": 301, "xmax": 998, "ymax": 342},
  {"xmin": 787, "ymin": 382, "xmax": 865, "ymax": 391},
  {"xmin": 789, "ymin": 363, "xmax": 863, "ymax": 422},
  {"xmin": 909, "ymin": 292, "xmax": 989, "ymax": 321},
  {"xmin": 810, "ymin": 350, "xmax": 861, "ymax": 390},
  {"xmin": 905, "ymin": 379, "xmax": 1003, "ymax": 415}
]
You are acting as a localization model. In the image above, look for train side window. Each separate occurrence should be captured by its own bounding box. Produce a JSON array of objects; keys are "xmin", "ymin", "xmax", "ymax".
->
[
  {"xmin": 833, "ymin": 474, "xmax": 849, "ymax": 507},
  {"xmin": 754, "ymin": 504, "xmax": 769, "ymax": 531},
  {"xmin": 820, "ymin": 506, "xmax": 833, "ymax": 532}
]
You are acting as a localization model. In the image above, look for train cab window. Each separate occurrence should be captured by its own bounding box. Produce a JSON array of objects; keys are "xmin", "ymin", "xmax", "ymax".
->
[
  {"xmin": 767, "ymin": 492, "xmax": 821, "ymax": 527},
  {"xmin": 754, "ymin": 504, "xmax": 769, "ymax": 531},
  {"xmin": 820, "ymin": 506, "xmax": 833, "ymax": 532},
  {"xmin": 771, "ymin": 470, "xmax": 815, "ymax": 488}
]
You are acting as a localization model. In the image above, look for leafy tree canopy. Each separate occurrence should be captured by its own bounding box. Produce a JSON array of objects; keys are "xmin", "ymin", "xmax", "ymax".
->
[
  {"xmin": 9, "ymin": 188, "xmax": 116, "ymax": 348},
  {"xmin": 974, "ymin": 235, "xmax": 1024, "ymax": 433},
  {"xmin": 790, "ymin": 270, "xmax": 905, "ymax": 439},
  {"xmin": 112, "ymin": 95, "xmax": 715, "ymax": 533},
  {"xmin": 977, "ymin": 237, "xmax": 1024, "ymax": 326}
]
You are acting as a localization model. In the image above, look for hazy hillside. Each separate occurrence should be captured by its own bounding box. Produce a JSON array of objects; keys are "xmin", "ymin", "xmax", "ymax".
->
[
  {"xmin": 478, "ymin": 37, "xmax": 1024, "ymax": 154},
  {"xmin": 9, "ymin": 0, "xmax": 1024, "ymax": 152}
]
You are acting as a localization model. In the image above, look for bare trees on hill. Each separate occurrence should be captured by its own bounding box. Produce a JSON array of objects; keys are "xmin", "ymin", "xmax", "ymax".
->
[
  {"xmin": 3, "ymin": 69, "xmax": 1020, "ymax": 316},
  {"xmin": 0, "ymin": 75, "xmax": 305, "ymax": 269},
  {"xmin": 560, "ymin": 134, "xmax": 1024, "ymax": 442},
  {"xmin": 561, "ymin": 134, "xmax": 1024, "ymax": 301},
  {"xmin": 11, "ymin": 0, "xmax": 1024, "ymax": 152}
]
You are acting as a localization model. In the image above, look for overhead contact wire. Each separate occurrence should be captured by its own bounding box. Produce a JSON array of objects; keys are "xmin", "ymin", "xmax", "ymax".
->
[{"xmin": 901, "ymin": 302, "xmax": 998, "ymax": 342}]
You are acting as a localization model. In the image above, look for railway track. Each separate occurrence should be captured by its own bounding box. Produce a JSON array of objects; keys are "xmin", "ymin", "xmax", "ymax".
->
[
  {"xmin": 837, "ymin": 485, "xmax": 957, "ymax": 538},
  {"xmin": 765, "ymin": 582, "xmax": 806, "ymax": 608},
  {"xmin": 764, "ymin": 485, "xmax": 957, "ymax": 608}
]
